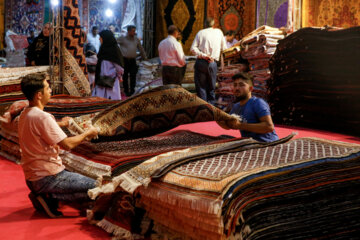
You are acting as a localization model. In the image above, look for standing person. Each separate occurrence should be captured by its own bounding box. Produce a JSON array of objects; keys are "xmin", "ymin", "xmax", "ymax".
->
[
  {"xmin": 18, "ymin": 73, "xmax": 99, "ymax": 218},
  {"xmin": 190, "ymin": 17, "xmax": 227, "ymax": 105},
  {"xmin": 217, "ymin": 72, "xmax": 279, "ymax": 142},
  {"xmin": 27, "ymin": 23, "xmax": 52, "ymax": 66},
  {"xmin": 93, "ymin": 30, "xmax": 124, "ymax": 100},
  {"xmin": 87, "ymin": 26, "xmax": 101, "ymax": 53},
  {"xmin": 84, "ymin": 43, "xmax": 98, "ymax": 91},
  {"xmin": 117, "ymin": 25, "xmax": 147, "ymax": 96},
  {"xmin": 158, "ymin": 25, "xmax": 186, "ymax": 85}
]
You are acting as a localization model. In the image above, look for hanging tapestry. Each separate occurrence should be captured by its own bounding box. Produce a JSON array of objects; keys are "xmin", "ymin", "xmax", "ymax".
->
[
  {"xmin": 81, "ymin": 0, "xmax": 89, "ymax": 31},
  {"xmin": 63, "ymin": 0, "xmax": 91, "ymax": 96},
  {"xmin": 63, "ymin": 48, "xmax": 91, "ymax": 96},
  {"xmin": 5, "ymin": 0, "xmax": 44, "ymax": 35},
  {"xmin": 256, "ymin": 0, "xmax": 288, "ymax": 28},
  {"xmin": 302, "ymin": 0, "xmax": 360, "ymax": 27},
  {"xmin": 215, "ymin": 0, "xmax": 256, "ymax": 40},
  {"xmin": 155, "ymin": 0, "xmax": 205, "ymax": 55},
  {"xmin": 64, "ymin": 0, "xmax": 87, "ymax": 75}
]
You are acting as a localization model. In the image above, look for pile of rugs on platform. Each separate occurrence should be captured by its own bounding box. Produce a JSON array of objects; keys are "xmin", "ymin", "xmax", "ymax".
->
[
  {"xmin": 135, "ymin": 58, "xmax": 162, "ymax": 94},
  {"xmin": 87, "ymin": 134, "xmax": 360, "ymax": 239},
  {"xmin": 0, "ymin": 84, "xmax": 239, "ymax": 172},
  {"xmin": 0, "ymin": 66, "xmax": 50, "ymax": 115},
  {"xmin": 2, "ymin": 85, "xmax": 360, "ymax": 239},
  {"xmin": 0, "ymin": 95, "xmax": 119, "ymax": 163},
  {"xmin": 240, "ymin": 25, "xmax": 286, "ymax": 100},
  {"xmin": 135, "ymin": 57, "xmax": 197, "ymax": 95},
  {"xmin": 215, "ymin": 63, "xmax": 248, "ymax": 112},
  {"xmin": 268, "ymin": 26, "xmax": 360, "ymax": 136}
]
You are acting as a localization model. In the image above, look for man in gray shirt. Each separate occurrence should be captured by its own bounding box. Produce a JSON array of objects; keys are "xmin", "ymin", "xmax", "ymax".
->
[{"xmin": 117, "ymin": 25, "xmax": 147, "ymax": 96}]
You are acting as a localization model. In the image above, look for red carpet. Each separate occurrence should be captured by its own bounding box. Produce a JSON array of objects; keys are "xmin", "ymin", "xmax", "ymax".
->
[{"xmin": 1, "ymin": 122, "xmax": 359, "ymax": 240}]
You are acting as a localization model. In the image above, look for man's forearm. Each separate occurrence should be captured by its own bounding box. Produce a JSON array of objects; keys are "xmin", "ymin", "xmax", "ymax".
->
[{"xmin": 239, "ymin": 122, "xmax": 274, "ymax": 134}]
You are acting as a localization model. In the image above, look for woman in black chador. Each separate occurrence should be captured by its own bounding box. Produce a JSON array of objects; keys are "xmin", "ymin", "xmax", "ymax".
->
[{"xmin": 27, "ymin": 23, "xmax": 51, "ymax": 66}]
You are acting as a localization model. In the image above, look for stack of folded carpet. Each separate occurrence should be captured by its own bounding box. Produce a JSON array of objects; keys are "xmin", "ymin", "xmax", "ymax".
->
[
  {"xmin": 223, "ymin": 45, "xmax": 242, "ymax": 64},
  {"xmin": 268, "ymin": 26, "xmax": 360, "ymax": 136},
  {"xmin": 181, "ymin": 56, "xmax": 196, "ymax": 92},
  {"xmin": 88, "ymin": 135, "xmax": 360, "ymax": 239},
  {"xmin": 0, "ymin": 95, "xmax": 118, "ymax": 163},
  {"xmin": 241, "ymin": 26, "xmax": 285, "ymax": 99},
  {"xmin": 135, "ymin": 58, "xmax": 162, "ymax": 94},
  {"xmin": 215, "ymin": 63, "xmax": 248, "ymax": 112},
  {"xmin": 0, "ymin": 66, "xmax": 50, "ymax": 115}
]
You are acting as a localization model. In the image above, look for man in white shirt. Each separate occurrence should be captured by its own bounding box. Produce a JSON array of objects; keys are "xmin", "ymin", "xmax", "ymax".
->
[
  {"xmin": 87, "ymin": 26, "xmax": 101, "ymax": 53},
  {"xmin": 158, "ymin": 25, "xmax": 186, "ymax": 85},
  {"xmin": 190, "ymin": 17, "xmax": 227, "ymax": 104}
]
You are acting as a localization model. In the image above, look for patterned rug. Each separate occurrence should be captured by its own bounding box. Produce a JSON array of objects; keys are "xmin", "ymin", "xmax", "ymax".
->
[
  {"xmin": 302, "ymin": 0, "xmax": 360, "ymax": 28},
  {"xmin": 155, "ymin": 0, "xmax": 205, "ymax": 55},
  {"xmin": 64, "ymin": 0, "xmax": 87, "ymax": 76},
  {"xmin": 63, "ymin": 48, "xmax": 91, "ymax": 97},
  {"xmin": 207, "ymin": 0, "xmax": 256, "ymax": 40},
  {"xmin": 134, "ymin": 138, "xmax": 360, "ymax": 240},
  {"xmin": 0, "ymin": 95, "xmax": 118, "ymax": 163},
  {"xmin": 0, "ymin": 66, "xmax": 49, "ymax": 115},
  {"xmin": 5, "ymin": 1, "xmax": 44, "ymax": 35},
  {"xmin": 62, "ymin": 130, "xmax": 237, "ymax": 179},
  {"xmin": 88, "ymin": 134, "xmax": 294, "ymax": 198},
  {"xmin": 68, "ymin": 85, "xmax": 241, "ymax": 141},
  {"xmin": 256, "ymin": 0, "xmax": 288, "ymax": 28}
]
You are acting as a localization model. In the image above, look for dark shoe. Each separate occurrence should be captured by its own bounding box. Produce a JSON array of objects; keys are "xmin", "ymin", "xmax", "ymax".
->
[
  {"xmin": 28, "ymin": 192, "xmax": 43, "ymax": 211},
  {"xmin": 36, "ymin": 195, "xmax": 63, "ymax": 218}
]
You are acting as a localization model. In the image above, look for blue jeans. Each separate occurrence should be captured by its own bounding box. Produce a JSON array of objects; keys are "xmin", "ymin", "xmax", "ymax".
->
[
  {"xmin": 194, "ymin": 59, "xmax": 218, "ymax": 105},
  {"xmin": 26, "ymin": 170, "xmax": 96, "ymax": 203}
]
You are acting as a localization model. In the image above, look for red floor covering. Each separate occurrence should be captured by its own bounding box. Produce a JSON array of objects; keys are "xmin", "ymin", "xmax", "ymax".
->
[{"xmin": 1, "ymin": 122, "xmax": 359, "ymax": 240}]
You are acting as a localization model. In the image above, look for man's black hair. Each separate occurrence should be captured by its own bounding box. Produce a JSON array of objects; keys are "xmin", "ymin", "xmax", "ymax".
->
[
  {"xmin": 226, "ymin": 30, "xmax": 235, "ymax": 36},
  {"xmin": 21, "ymin": 73, "xmax": 47, "ymax": 101},
  {"xmin": 232, "ymin": 72, "xmax": 254, "ymax": 86},
  {"xmin": 127, "ymin": 25, "xmax": 136, "ymax": 32}
]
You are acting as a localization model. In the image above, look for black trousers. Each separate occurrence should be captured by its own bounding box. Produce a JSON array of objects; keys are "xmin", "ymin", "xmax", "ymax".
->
[
  {"xmin": 123, "ymin": 57, "xmax": 138, "ymax": 95},
  {"xmin": 162, "ymin": 65, "xmax": 186, "ymax": 85}
]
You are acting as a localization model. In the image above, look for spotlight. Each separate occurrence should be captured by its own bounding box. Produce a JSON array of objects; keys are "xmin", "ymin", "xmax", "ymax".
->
[
  {"xmin": 105, "ymin": 9, "xmax": 113, "ymax": 17},
  {"xmin": 51, "ymin": 0, "xmax": 59, "ymax": 6},
  {"xmin": 109, "ymin": 0, "xmax": 117, "ymax": 3}
]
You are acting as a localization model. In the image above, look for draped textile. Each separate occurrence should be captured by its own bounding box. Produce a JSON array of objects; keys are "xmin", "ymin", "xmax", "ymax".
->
[
  {"xmin": 63, "ymin": 0, "xmax": 91, "ymax": 96},
  {"xmin": 63, "ymin": 48, "xmax": 91, "ymax": 96},
  {"xmin": 155, "ymin": 0, "xmax": 205, "ymax": 55},
  {"xmin": 68, "ymin": 85, "xmax": 240, "ymax": 141},
  {"xmin": 62, "ymin": 130, "xmax": 237, "ymax": 179},
  {"xmin": 302, "ymin": 0, "xmax": 360, "ymax": 27}
]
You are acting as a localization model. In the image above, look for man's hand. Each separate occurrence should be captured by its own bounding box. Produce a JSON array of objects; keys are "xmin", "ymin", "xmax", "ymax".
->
[
  {"xmin": 216, "ymin": 118, "xmax": 242, "ymax": 130},
  {"xmin": 225, "ymin": 118, "xmax": 242, "ymax": 129},
  {"xmin": 58, "ymin": 117, "xmax": 73, "ymax": 128},
  {"xmin": 84, "ymin": 126, "xmax": 99, "ymax": 141}
]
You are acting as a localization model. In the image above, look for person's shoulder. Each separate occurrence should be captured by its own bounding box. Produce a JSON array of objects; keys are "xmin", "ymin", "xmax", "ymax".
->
[{"xmin": 251, "ymin": 97, "xmax": 270, "ymax": 109}]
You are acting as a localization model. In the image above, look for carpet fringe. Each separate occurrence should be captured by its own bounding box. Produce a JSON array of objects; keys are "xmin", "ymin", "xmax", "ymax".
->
[
  {"xmin": 96, "ymin": 218, "xmax": 133, "ymax": 240},
  {"xmin": 61, "ymin": 152, "xmax": 111, "ymax": 179}
]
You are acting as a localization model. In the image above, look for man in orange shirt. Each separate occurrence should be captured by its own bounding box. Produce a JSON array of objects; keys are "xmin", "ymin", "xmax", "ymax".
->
[{"xmin": 18, "ymin": 73, "xmax": 98, "ymax": 218}]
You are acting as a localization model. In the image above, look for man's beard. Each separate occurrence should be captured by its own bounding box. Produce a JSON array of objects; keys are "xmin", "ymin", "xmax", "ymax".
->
[{"xmin": 235, "ymin": 94, "xmax": 248, "ymax": 102}]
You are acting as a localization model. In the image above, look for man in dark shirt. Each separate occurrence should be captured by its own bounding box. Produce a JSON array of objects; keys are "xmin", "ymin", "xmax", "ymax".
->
[{"xmin": 218, "ymin": 72, "xmax": 279, "ymax": 142}]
